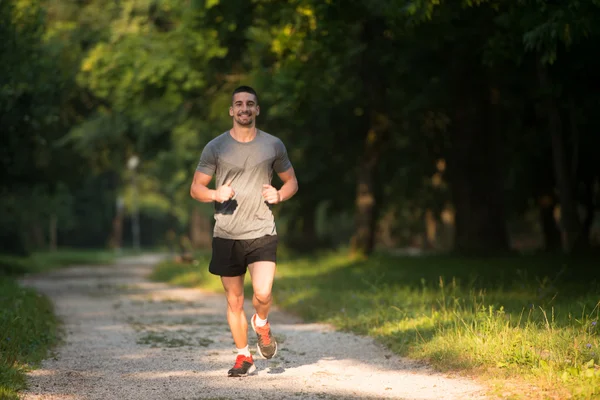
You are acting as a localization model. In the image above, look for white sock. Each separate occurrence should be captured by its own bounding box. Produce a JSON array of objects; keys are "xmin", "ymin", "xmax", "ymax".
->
[
  {"xmin": 254, "ymin": 314, "xmax": 268, "ymax": 327},
  {"xmin": 237, "ymin": 345, "xmax": 251, "ymax": 357}
]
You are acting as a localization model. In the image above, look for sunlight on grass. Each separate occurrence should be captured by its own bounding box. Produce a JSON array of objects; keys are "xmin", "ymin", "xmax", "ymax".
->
[
  {"xmin": 151, "ymin": 250, "xmax": 600, "ymax": 399},
  {"xmin": 149, "ymin": 255, "xmax": 223, "ymax": 292}
]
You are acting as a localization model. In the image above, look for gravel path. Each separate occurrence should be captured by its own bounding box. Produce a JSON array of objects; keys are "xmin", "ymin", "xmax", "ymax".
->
[{"xmin": 19, "ymin": 255, "xmax": 488, "ymax": 400}]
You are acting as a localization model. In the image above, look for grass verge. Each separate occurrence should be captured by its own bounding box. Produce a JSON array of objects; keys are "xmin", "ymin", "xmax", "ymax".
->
[
  {"xmin": 0, "ymin": 279, "xmax": 59, "ymax": 400},
  {"xmin": 151, "ymin": 250, "xmax": 600, "ymax": 399},
  {"xmin": 0, "ymin": 248, "xmax": 115, "ymax": 276},
  {"xmin": 0, "ymin": 248, "xmax": 116, "ymax": 399}
]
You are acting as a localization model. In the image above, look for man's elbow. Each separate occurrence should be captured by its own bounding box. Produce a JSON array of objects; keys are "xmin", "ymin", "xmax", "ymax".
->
[{"xmin": 190, "ymin": 185, "xmax": 198, "ymax": 200}]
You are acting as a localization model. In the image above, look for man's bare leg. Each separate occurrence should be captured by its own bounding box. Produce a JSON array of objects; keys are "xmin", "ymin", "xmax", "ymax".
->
[
  {"xmin": 221, "ymin": 274, "xmax": 248, "ymax": 349},
  {"xmin": 248, "ymin": 261, "xmax": 277, "ymax": 358},
  {"xmin": 221, "ymin": 274, "xmax": 256, "ymax": 377},
  {"xmin": 248, "ymin": 261, "xmax": 276, "ymax": 319}
]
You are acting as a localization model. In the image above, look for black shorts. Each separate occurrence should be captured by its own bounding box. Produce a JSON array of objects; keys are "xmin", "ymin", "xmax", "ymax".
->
[{"xmin": 209, "ymin": 235, "xmax": 278, "ymax": 277}]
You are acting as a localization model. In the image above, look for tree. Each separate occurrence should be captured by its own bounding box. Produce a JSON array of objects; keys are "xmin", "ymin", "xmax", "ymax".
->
[{"xmin": 0, "ymin": 0, "xmax": 69, "ymax": 254}]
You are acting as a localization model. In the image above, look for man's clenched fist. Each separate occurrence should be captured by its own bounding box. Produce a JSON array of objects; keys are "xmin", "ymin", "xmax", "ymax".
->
[
  {"xmin": 214, "ymin": 181, "xmax": 235, "ymax": 203},
  {"xmin": 262, "ymin": 184, "xmax": 280, "ymax": 204}
]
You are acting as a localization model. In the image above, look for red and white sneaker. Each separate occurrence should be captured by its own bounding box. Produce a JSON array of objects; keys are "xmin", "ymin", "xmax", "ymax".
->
[{"xmin": 227, "ymin": 354, "xmax": 256, "ymax": 377}]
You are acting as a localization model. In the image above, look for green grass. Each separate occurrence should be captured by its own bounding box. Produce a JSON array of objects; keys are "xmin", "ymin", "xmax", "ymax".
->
[
  {"xmin": 151, "ymin": 250, "xmax": 600, "ymax": 399},
  {"xmin": 0, "ymin": 248, "xmax": 116, "ymax": 399},
  {"xmin": 0, "ymin": 248, "xmax": 115, "ymax": 277},
  {"xmin": 150, "ymin": 253, "xmax": 221, "ymax": 290},
  {"xmin": 29, "ymin": 249, "xmax": 116, "ymax": 273},
  {"xmin": 0, "ymin": 279, "xmax": 60, "ymax": 400}
]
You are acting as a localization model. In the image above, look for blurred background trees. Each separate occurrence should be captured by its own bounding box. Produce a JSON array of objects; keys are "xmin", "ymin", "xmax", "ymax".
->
[{"xmin": 2, "ymin": 0, "xmax": 599, "ymax": 258}]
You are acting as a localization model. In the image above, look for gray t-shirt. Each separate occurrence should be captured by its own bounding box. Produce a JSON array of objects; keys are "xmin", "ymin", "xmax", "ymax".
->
[{"xmin": 196, "ymin": 130, "xmax": 293, "ymax": 240}]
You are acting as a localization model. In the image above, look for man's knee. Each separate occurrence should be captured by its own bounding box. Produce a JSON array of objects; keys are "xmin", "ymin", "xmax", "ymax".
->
[
  {"xmin": 254, "ymin": 290, "xmax": 272, "ymax": 305},
  {"xmin": 226, "ymin": 294, "xmax": 245, "ymax": 312}
]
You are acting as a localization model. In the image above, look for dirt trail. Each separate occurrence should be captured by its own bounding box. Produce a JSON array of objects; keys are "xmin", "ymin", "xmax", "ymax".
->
[{"xmin": 19, "ymin": 255, "xmax": 488, "ymax": 400}]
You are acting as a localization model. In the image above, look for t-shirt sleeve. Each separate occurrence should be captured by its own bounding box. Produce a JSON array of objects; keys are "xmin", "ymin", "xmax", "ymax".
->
[
  {"xmin": 196, "ymin": 143, "xmax": 216, "ymax": 176},
  {"xmin": 273, "ymin": 139, "xmax": 293, "ymax": 173}
]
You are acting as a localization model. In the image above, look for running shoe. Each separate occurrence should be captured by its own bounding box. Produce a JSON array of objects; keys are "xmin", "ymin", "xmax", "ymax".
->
[{"xmin": 251, "ymin": 314, "xmax": 277, "ymax": 359}]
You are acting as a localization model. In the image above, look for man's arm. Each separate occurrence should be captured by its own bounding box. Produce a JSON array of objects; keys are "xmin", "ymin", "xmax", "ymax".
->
[
  {"xmin": 262, "ymin": 167, "xmax": 298, "ymax": 204},
  {"xmin": 191, "ymin": 171, "xmax": 236, "ymax": 203},
  {"xmin": 190, "ymin": 171, "xmax": 216, "ymax": 202},
  {"xmin": 276, "ymin": 166, "xmax": 298, "ymax": 202}
]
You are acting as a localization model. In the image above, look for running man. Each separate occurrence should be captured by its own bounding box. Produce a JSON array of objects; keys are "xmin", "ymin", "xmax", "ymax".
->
[{"xmin": 190, "ymin": 86, "xmax": 298, "ymax": 377}]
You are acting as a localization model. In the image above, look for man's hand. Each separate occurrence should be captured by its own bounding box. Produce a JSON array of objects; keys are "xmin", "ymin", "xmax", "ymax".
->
[
  {"xmin": 214, "ymin": 181, "xmax": 235, "ymax": 203},
  {"xmin": 262, "ymin": 184, "xmax": 281, "ymax": 204}
]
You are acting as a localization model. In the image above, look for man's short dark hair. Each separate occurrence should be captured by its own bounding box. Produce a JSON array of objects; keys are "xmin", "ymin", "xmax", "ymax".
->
[{"xmin": 232, "ymin": 86, "xmax": 259, "ymax": 104}]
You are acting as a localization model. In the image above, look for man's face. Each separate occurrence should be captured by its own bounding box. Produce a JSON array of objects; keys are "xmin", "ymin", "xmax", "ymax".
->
[{"xmin": 230, "ymin": 92, "xmax": 259, "ymax": 126}]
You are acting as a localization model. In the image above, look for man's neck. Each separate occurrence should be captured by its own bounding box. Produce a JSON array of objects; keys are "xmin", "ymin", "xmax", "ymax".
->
[{"xmin": 230, "ymin": 125, "xmax": 257, "ymax": 143}]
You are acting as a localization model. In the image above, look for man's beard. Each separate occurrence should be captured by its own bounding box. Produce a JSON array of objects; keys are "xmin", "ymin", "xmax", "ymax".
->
[{"xmin": 236, "ymin": 113, "xmax": 253, "ymax": 126}]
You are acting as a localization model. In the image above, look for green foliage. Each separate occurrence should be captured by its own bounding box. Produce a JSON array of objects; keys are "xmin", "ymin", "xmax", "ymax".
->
[
  {"xmin": 61, "ymin": 0, "xmax": 227, "ymax": 174},
  {"xmin": 3, "ymin": 0, "xmax": 600, "ymax": 256},
  {"xmin": 0, "ymin": 0, "xmax": 68, "ymax": 184},
  {"xmin": 57, "ymin": 0, "xmax": 237, "ymax": 239},
  {"xmin": 0, "ymin": 0, "xmax": 96, "ymax": 255}
]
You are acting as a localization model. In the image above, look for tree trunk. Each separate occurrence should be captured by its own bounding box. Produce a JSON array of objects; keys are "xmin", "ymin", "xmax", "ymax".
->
[
  {"xmin": 537, "ymin": 61, "xmax": 581, "ymax": 252},
  {"xmin": 31, "ymin": 223, "xmax": 46, "ymax": 249},
  {"xmin": 449, "ymin": 87, "xmax": 509, "ymax": 254},
  {"xmin": 350, "ymin": 18, "xmax": 389, "ymax": 257},
  {"xmin": 351, "ymin": 137, "xmax": 377, "ymax": 256},
  {"xmin": 424, "ymin": 209, "xmax": 437, "ymax": 250},
  {"xmin": 538, "ymin": 194, "xmax": 561, "ymax": 251},
  {"xmin": 350, "ymin": 120, "xmax": 388, "ymax": 256},
  {"xmin": 577, "ymin": 178, "xmax": 595, "ymax": 250},
  {"xmin": 49, "ymin": 213, "xmax": 57, "ymax": 251},
  {"xmin": 569, "ymin": 97, "xmax": 579, "ymax": 181},
  {"xmin": 109, "ymin": 196, "xmax": 124, "ymax": 251}
]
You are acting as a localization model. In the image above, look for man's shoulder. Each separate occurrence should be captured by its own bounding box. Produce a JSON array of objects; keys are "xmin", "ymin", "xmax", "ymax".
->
[
  {"xmin": 258, "ymin": 130, "xmax": 285, "ymax": 145},
  {"xmin": 204, "ymin": 131, "xmax": 231, "ymax": 149}
]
